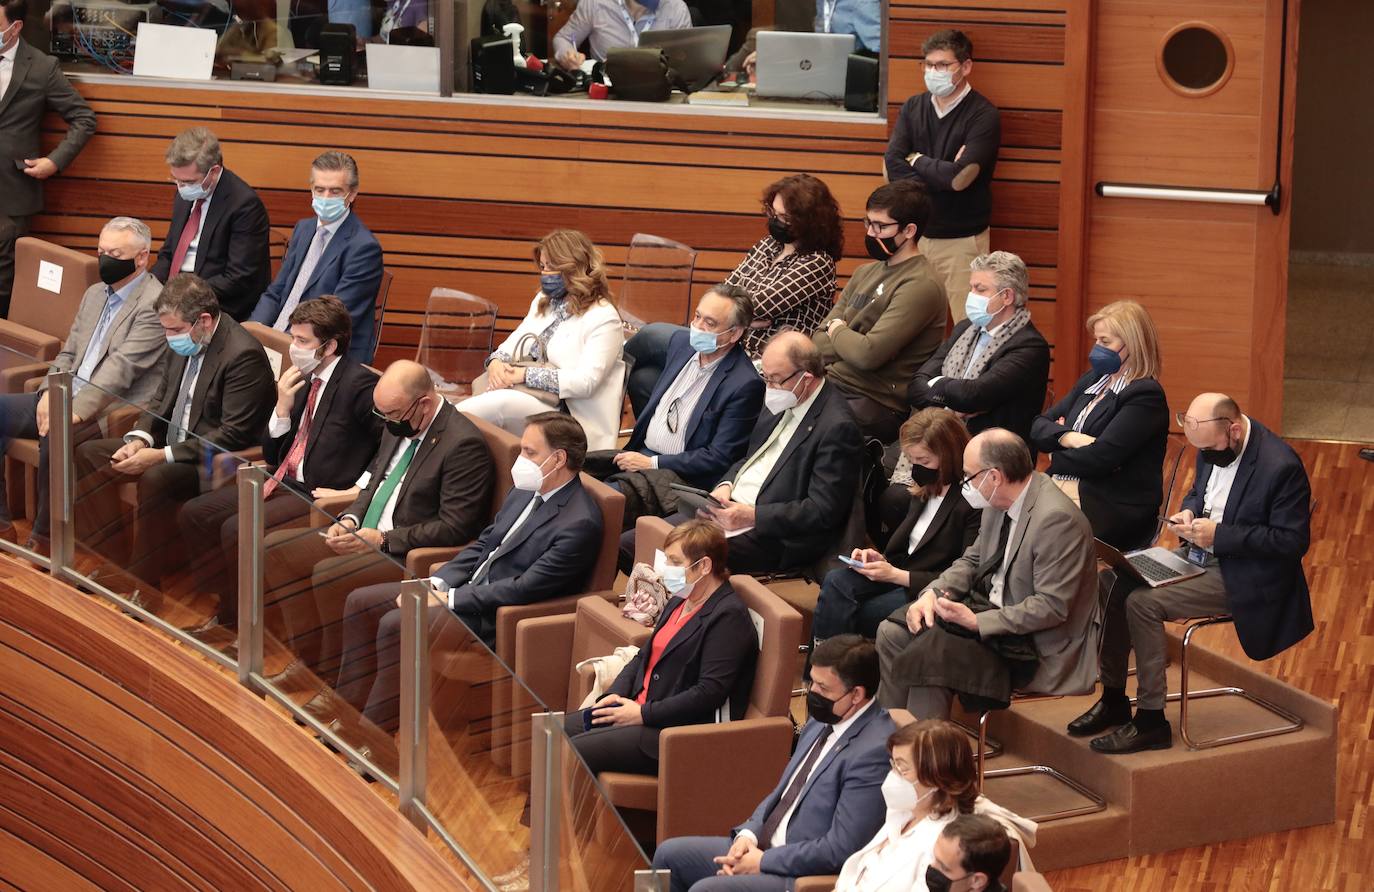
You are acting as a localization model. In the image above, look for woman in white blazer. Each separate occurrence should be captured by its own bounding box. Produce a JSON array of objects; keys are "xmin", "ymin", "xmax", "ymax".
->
[
  {"xmin": 835, "ymin": 719, "xmax": 1037, "ymax": 892},
  {"xmin": 459, "ymin": 230, "xmax": 626, "ymax": 450}
]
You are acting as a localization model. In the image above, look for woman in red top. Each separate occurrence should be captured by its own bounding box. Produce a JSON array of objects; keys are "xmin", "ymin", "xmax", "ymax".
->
[{"xmin": 566, "ymin": 520, "xmax": 759, "ymax": 777}]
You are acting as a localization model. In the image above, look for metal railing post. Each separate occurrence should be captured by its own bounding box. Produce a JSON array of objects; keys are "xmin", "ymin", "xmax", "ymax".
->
[
  {"xmin": 398, "ymin": 578, "xmax": 430, "ymax": 830},
  {"xmin": 46, "ymin": 371, "xmax": 74, "ymax": 576},
  {"xmin": 529, "ymin": 711, "xmax": 564, "ymax": 892},
  {"xmin": 236, "ymin": 466, "xmax": 266, "ymax": 684},
  {"xmin": 634, "ymin": 870, "xmax": 670, "ymax": 891}
]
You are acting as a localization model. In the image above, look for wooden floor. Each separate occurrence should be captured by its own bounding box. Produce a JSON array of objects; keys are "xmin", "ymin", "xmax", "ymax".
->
[{"xmin": 1044, "ymin": 439, "xmax": 1374, "ymax": 891}]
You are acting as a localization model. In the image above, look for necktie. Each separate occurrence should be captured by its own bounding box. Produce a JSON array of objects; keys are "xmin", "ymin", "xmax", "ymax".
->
[
  {"xmin": 273, "ymin": 227, "xmax": 330, "ymax": 329},
  {"xmin": 361, "ymin": 439, "xmax": 419, "ymax": 530},
  {"xmin": 974, "ymin": 513, "xmax": 1014, "ymax": 596},
  {"xmin": 73, "ymin": 288, "xmax": 124, "ymax": 395},
  {"xmin": 169, "ymin": 199, "xmax": 204, "ymax": 275},
  {"xmin": 758, "ymin": 724, "xmax": 833, "ymax": 848},
  {"xmin": 735, "ymin": 409, "xmax": 794, "ymax": 482},
  {"xmin": 471, "ymin": 494, "xmax": 543, "ymax": 585},
  {"xmin": 263, "ymin": 377, "xmax": 322, "ymax": 498},
  {"xmin": 168, "ymin": 352, "xmax": 203, "ymax": 444}
]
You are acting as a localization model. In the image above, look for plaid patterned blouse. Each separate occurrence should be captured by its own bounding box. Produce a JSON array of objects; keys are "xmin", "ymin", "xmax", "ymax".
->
[{"xmin": 724, "ymin": 237, "xmax": 838, "ymax": 357}]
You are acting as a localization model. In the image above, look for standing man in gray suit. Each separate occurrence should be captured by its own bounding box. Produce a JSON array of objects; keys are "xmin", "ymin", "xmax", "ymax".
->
[
  {"xmin": 0, "ymin": 217, "xmax": 165, "ymax": 545},
  {"xmin": 0, "ymin": 0, "xmax": 97, "ymax": 317},
  {"xmin": 876, "ymin": 428, "xmax": 1100, "ymax": 719}
]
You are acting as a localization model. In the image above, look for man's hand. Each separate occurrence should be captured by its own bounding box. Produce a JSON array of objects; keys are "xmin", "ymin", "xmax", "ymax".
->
[
  {"xmin": 590, "ymin": 694, "xmax": 644, "ymax": 727},
  {"xmin": 1185, "ymin": 517, "xmax": 1217, "ymax": 549},
  {"xmin": 612, "ymin": 451, "xmax": 653, "ymax": 473},
  {"xmin": 1059, "ymin": 432, "xmax": 1096, "ymax": 449},
  {"xmin": 1165, "ymin": 509, "xmax": 1195, "ymax": 539},
  {"xmin": 905, "ymin": 590, "xmax": 938, "ymax": 635},
  {"xmin": 22, "ymin": 158, "xmax": 59, "ymax": 179},
  {"xmin": 276, "ymin": 364, "xmax": 306, "ymax": 415},
  {"xmin": 325, "ymin": 525, "xmax": 383, "ymax": 555},
  {"xmin": 706, "ymin": 499, "xmax": 754, "ymax": 531},
  {"xmin": 955, "ymin": 144, "xmax": 966, "ymax": 161},
  {"xmin": 35, "ymin": 393, "xmax": 50, "ymax": 438},
  {"xmin": 718, "ymin": 847, "xmax": 763, "ymax": 876},
  {"xmin": 554, "ymin": 48, "xmax": 586, "ymax": 71},
  {"xmin": 742, "ymin": 50, "xmax": 757, "ymax": 76},
  {"xmin": 826, "ymin": 318, "xmax": 846, "ymax": 337},
  {"xmin": 855, "ymin": 556, "xmax": 903, "ymax": 586},
  {"xmin": 709, "ymin": 483, "xmax": 733, "ymax": 504},
  {"xmin": 933, "ymin": 592, "xmax": 978, "ymax": 631},
  {"xmin": 312, "ymin": 485, "xmax": 360, "ymax": 500},
  {"xmin": 111, "ymin": 442, "xmax": 163, "ymax": 476}
]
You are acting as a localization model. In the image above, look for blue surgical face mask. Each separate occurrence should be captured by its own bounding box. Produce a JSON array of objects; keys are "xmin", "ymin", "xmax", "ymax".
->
[
  {"xmin": 689, "ymin": 324, "xmax": 733, "ymax": 354},
  {"xmin": 654, "ymin": 550, "xmax": 703, "ymax": 596},
  {"xmin": 924, "ymin": 68, "xmax": 956, "ymax": 98},
  {"xmin": 176, "ymin": 168, "xmax": 214, "ymax": 202},
  {"xmin": 167, "ymin": 325, "xmax": 205, "ymax": 357},
  {"xmin": 637, "ymin": 0, "xmax": 660, "ymax": 10},
  {"xmin": 541, "ymin": 273, "xmax": 567, "ymax": 299},
  {"xmin": 1089, "ymin": 343, "xmax": 1123, "ymax": 377},
  {"xmin": 313, "ymin": 195, "xmax": 348, "ymax": 223},
  {"xmin": 964, "ymin": 290, "xmax": 998, "ymax": 329}
]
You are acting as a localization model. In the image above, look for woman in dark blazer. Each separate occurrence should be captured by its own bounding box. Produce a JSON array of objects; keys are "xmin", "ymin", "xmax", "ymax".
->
[
  {"xmin": 814, "ymin": 409, "xmax": 979, "ymax": 641},
  {"xmin": 566, "ymin": 519, "xmax": 758, "ymax": 777},
  {"xmin": 1030, "ymin": 299, "xmax": 1169, "ymax": 550}
]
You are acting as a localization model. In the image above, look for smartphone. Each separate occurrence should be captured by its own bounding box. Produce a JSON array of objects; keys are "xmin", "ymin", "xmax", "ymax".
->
[
  {"xmin": 837, "ymin": 554, "xmax": 864, "ymax": 569},
  {"xmin": 13, "ymin": 159, "xmax": 28, "ymax": 171}
]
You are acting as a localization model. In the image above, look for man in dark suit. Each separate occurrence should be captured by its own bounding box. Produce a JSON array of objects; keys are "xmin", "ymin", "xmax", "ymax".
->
[
  {"xmin": 73, "ymin": 274, "xmax": 275, "ymax": 595},
  {"xmin": 178, "ymin": 296, "xmax": 383, "ymax": 631},
  {"xmin": 0, "ymin": 217, "xmax": 165, "ymax": 544},
  {"xmin": 321, "ymin": 411, "xmax": 601, "ymax": 730},
  {"xmin": 149, "ymin": 127, "xmax": 270, "ymax": 321},
  {"xmin": 908, "ymin": 251, "xmax": 1049, "ymax": 448},
  {"xmin": 653, "ymin": 636, "xmax": 894, "ymax": 891},
  {"xmin": 621, "ymin": 331, "xmax": 862, "ymax": 576},
  {"xmin": 590, "ymin": 285, "xmax": 764, "ymax": 525},
  {"xmin": 1072, "ymin": 392, "xmax": 1314, "ymax": 754},
  {"xmin": 261, "ymin": 359, "xmax": 494, "ymax": 675},
  {"xmin": 247, "ymin": 151, "xmax": 384, "ymax": 361},
  {"xmin": 0, "ymin": 0, "xmax": 97, "ymax": 316}
]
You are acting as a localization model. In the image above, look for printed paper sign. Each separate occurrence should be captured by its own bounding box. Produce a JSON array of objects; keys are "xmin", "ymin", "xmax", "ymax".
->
[{"xmin": 37, "ymin": 260, "xmax": 63, "ymax": 294}]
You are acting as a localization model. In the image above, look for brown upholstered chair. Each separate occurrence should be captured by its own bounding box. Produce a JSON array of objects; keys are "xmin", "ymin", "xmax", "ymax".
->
[
  {"xmin": 368, "ymin": 270, "xmax": 393, "ymax": 362},
  {"xmin": 0, "ymin": 237, "xmax": 97, "ymax": 393},
  {"xmin": 241, "ymin": 320, "xmax": 293, "ymax": 358}
]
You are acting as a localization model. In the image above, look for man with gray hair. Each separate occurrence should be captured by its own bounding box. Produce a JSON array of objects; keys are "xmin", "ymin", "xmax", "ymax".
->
[
  {"xmin": 0, "ymin": 216, "xmax": 165, "ymax": 545},
  {"xmin": 876, "ymin": 427, "xmax": 1099, "ymax": 719},
  {"xmin": 907, "ymin": 251, "xmax": 1049, "ymax": 447},
  {"xmin": 248, "ymin": 151, "xmax": 384, "ymax": 361},
  {"xmin": 151, "ymin": 127, "xmax": 270, "ymax": 321}
]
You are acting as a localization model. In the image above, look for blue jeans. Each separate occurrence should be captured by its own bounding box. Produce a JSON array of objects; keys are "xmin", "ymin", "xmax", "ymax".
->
[{"xmin": 812, "ymin": 566, "xmax": 911, "ymax": 640}]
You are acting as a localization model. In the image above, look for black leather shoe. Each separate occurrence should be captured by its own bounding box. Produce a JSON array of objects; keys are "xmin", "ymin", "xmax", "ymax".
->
[
  {"xmin": 1361, "ymin": 448, "xmax": 1374, "ymax": 462},
  {"xmin": 1091, "ymin": 719, "xmax": 1173, "ymax": 754},
  {"xmin": 1067, "ymin": 698, "xmax": 1133, "ymax": 737}
]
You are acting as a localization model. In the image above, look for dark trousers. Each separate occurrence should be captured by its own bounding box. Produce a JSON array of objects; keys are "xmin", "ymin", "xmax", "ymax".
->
[
  {"xmin": 0, "ymin": 213, "xmax": 29, "ymax": 319},
  {"xmin": 0, "ymin": 393, "xmax": 108, "ymax": 536},
  {"xmin": 812, "ymin": 566, "xmax": 910, "ymax": 640},
  {"xmin": 563, "ymin": 710, "xmax": 659, "ymax": 776},
  {"xmin": 832, "ymin": 381, "xmax": 908, "ymax": 445},
  {"xmin": 624, "ymin": 322, "xmax": 685, "ymax": 418},
  {"xmin": 653, "ymin": 836, "xmax": 788, "ymax": 892}
]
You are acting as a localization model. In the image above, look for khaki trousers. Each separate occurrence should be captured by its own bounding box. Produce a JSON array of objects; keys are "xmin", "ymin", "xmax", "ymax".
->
[{"xmin": 919, "ymin": 228, "xmax": 991, "ymax": 322}]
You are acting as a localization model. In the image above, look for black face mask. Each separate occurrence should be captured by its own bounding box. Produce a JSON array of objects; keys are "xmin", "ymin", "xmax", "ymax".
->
[
  {"xmin": 767, "ymin": 216, "xmax": 795, "ymax": 245},
  {"xmin": 805, "ymin": 687, "xmax": 850, "ymax": 725},
  {"xmin": 380, "ymin": 397, "xmax": 422, "ymax": 439},
  {"xmin": 909, "ymin": 463, "xmax": 940, "ymax": 487},
  {"xmin": 1201, "ymin": 446, "xmax": 1237, "ymax": 467},
  {"xmin": 925, "ymin": 866, "xmax": 959, "ymax": 892},
  {"xmin": 99, "ymin": 254, "xmax": 138, "ymax": 286},
  {"xmin": 864, "ymin": 232, "xmax": 905, "ymax": 261}
]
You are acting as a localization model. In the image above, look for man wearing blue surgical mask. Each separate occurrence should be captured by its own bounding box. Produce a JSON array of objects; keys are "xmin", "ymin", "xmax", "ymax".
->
[
  {"xmin": 248, "ymin": 151, "xmax": 384, "ymax": 362},
  {"xmin": 884, "ymin": 28, "xmax": 1001, "ymax": 322}
]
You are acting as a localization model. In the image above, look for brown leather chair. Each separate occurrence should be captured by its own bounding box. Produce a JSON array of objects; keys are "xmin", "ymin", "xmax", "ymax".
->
[
  {"xmin": 515, "ymin": 569, "xmax": 802, "ymax": 843},
  {"xmin": 0, "ymin": 237, "xmax": 98, "ymax": 393},
  {"xmin": 368, "ymin": 270, "xmax": 393, "ymax": 362},
  {"xmin": 241, "ymin": 320, "xmax": 293, "ymax": 358}
]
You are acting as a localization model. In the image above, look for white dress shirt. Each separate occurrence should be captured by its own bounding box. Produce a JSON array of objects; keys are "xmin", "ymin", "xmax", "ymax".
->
[
  {"xmin": 906, "ymin": 493, "xmax": 944, "ymax": 555},
  {"xmin": 74, "ymin": 272, "xmax": 146, "ymax": 394},
  {"xmin": 728, "ymin": 380, "xmax": 825, "ymax": 506},
  {"xmin": 180, "ymin": 185, "xmax": 216, "ymax": 273},
  {"xmin": 988, "ymin": 482, "xmax": 1030, "ymax": 607},
  {"xmin": 643, "ymin": 351, "xmax": 725, "ymax": 462},
  {"xmin": 348, "ymin": 403, "xmax": 439, "ymax": 533},
  {"xmin": 0, "ymin": 40, "xmax": 18, "ymax": 102},
  {"xmin": 931, "ymin": 81, "xmax": 972, "ymax": 119},
  {"xmin": 125, "ymin": 316, "xmax": 222, "ymax": 463},
  {"xmin": 1202, "ymin": 415, "xmax": 1252, "ymax": 537},
  {"xmin": 265, "ymin": 356, "xmax": 340, "ymax": 482}
]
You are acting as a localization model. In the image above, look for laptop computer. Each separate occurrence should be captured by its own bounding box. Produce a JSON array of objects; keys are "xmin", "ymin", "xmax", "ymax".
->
[
  {"xmin": 640, "ymin": 25, "xmax": 732, "ymax": 92},
  {"xmin": 1094, "ymin": 539, "xmax": 1207, "ymax": 588},
  {"xmin": 754, "ymin": 31, "xmax": 855, "ymax": 100}
]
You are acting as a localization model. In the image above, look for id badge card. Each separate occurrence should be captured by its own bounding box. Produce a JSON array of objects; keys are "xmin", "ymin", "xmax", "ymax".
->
[{"xmin": 1184, "ymin": 545, "xmax": 1209, "ymax": 567}]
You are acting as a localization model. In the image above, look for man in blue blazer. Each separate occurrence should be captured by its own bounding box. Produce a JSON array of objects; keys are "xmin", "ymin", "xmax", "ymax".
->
[
  {"xmin": 654, "ymin": 636, "xmax": 894, "ymax": 890},
  {"xmin": 248, "ymin": 151, "xmax": 383, "ymax": 361},
  {"xmin": 1073, "ymin": 392, "xmax": 1314, "ymax": 754}
]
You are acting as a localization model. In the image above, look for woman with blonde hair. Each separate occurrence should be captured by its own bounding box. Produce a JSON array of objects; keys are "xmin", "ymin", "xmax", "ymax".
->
[
  {"xmin": 1030, "ymin": 299, "xmax": 1168, "ymax": 549},
  {"xmin": 459, "ymin": 229, "xmax": 626, "ymax": 449},
  {"xmin": 835, "ymin": 718, "xmax": 1035, "ymax": 891}
]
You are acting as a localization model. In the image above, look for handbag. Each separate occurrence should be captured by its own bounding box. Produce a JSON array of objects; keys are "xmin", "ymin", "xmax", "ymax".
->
[
  {"xmin": 472, "ymin": 331, "xmax": 560, "ymax": 407},
  {"xmin": 605, "ymin": 47, "xmax": 676, "ymax": 102}
]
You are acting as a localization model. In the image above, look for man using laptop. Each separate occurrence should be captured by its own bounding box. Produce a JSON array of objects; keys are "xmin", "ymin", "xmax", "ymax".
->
[
  {"xmin": 552, "ymin": 0, "xmax": 691, "ymax": 69},
  {"xmin": 1071, "ymin": 392, "xmax": 1315, "ymax": 754}
]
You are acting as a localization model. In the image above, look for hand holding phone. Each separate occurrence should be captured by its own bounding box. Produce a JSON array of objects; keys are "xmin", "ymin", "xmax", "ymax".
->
[{"xmin": 837, "ymin": 554, "xmax": 864, "ymax": 569}]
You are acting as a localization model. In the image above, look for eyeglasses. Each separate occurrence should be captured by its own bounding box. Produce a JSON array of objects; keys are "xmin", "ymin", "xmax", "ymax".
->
[
  {"xmin": 889, "ymin": 758, "xmax": 916, "ymax": 779},
  {"xmin": 763, "ymin": 205, "xmax": 792, "ymax": 226},
  {"xmin": 1175, "ymin": 413, "xmax": 1232, "ymax": 430},
  {"xmin": 666, "ymin": 397, "xmax": 682, "ymax": 434},
  {"xmin": 921, "ymin": 59, "xmax": 962, "ymax": 73},
  {"xmin": 958, "ymin": 467, "xmax": 992, "ymax": 488},
  {"xmin": 863, "ymin": 218, "xmax": 901, "ymax": 235},
  {"xmin": 759, "ymin": 367, "xmax": 803, "ymax": 388}
]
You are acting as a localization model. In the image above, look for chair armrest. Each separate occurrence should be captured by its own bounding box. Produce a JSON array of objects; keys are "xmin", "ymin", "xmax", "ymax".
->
[
  {"xmin": 0, "ymin": 320, "xmax": 62, "ymax": 361},
  {"xmin": 793, "ymin": 878, "xmax": 839, "ymax": 892},
  {"xmin": 513, "ymin": 613, "xmax": 578, "ymax": 709},
  {"xmin": 495, "ymin": 591, "xmax": 611, "ymax": 665},
  {"xmin": 104, "ymin": 405, "xmax": 141, "ymax": 438},
  {"xmin": 657, "ymin": 716, "xmax": 795, "ymax": 841},
  {"xmin": 0, "ymin": 361, "xmax": 51, "ymax": 394},
  {"xmin": 310, "ymin": 492, "xmax": 356, "ymax": 528},
  {"xmin": 1012, "ymin": 872, "xmax": 1053, "ymax": 892},
  {"xmin": 405, "ymin": 545, "xmax": 460, "ymax": 578}
]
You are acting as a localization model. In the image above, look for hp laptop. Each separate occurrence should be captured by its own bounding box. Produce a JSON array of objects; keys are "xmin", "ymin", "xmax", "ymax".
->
[
  {"xmin": 754, "ymin": 31, "xmax": 855, "ymax": 100},
  {"xmin": 1094, "ymin": 539, "xmax": 1207, "ymax": 589},
  {"xmin": 640, "ymin": 25, "xmax": 732, "ymax": 92}
]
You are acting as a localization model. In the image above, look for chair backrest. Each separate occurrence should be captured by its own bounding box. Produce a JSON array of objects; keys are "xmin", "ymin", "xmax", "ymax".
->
[
  {"xmin": 618, "ymin": 233, "xmax": 698, "ymax": 330},
  {"xmin": 565, "ymin": 596, "xmax": 655, "ymax": 708},
  {"xmin": 729, "ymin": 575, "xmax": 803, "ymax": 719},
  {"xmin": 268, "ymin": 227, "xmax": 291, "ymax": 279},
  {"xmin": 241, "ymin": 320, "xmax": 293, "ymax": 357},
  {"xmin": 581, "ymin": 472, "xmax": 627, "ymax": 591},
  {"xmin": 10, "ymin": 237, "xmax": 98, "ymax": 342},
  {"xmin": 1154, "ymin": 435, "xmax": 1193, "ymax": 545},
  {"xmin": 417, "ymin": 288, "xmax": 498, "ymax": 401},
  {"xmin": 369, "ymin": 269, "xmax": 394, "ymax": 360},
  {"xmin": 467, "ymin": 413, "xmax": 520, "ymax": 518}
]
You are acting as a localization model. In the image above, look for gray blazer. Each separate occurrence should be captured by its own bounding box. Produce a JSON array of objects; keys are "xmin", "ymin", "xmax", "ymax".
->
[
  {"xmin": 930, "ymin": 472, "xmax": 1100, "ymax": 696},
  {"xmin": 37, "ymin": 274, "xmax": 168, "ymax": 420},
  {"xmin": 0, "ymin": 39, "xmax": 97, "ymax": 217}
]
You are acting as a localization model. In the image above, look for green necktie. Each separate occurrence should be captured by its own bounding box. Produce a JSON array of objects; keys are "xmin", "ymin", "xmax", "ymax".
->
[{"xmin": 362, "ymin": 440, "xmax": 419, "ymax": 530}]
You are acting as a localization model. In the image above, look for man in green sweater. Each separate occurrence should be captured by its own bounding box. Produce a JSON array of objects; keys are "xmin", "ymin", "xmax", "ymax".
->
[{"xmin": 812, "ymin": 181, "xmax": 946, "ymax": 443}]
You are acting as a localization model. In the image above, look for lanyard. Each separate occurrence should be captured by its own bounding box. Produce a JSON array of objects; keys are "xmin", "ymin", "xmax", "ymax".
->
[
  {"xmin": 616, "ymin": 0, "xmax": 654, "ymax": 47},
  {"xmin": 820, "ymin": 0, "xmax": 837, "ymax": 33}
]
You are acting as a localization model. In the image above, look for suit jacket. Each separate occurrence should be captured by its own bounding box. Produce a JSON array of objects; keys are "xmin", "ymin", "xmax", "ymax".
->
[
  {"xmin": 1030, "ymin": 372, "xmax": 1169, "ymax": 550},
  {"xmin": 1182, "ymin": 417, "xmax": 1313, "ymax": 661},
  {"xmin": 882, "ymin": 490, "xmax": 982, "ymax": 600},
  {"xmin": 723, "ymin": 381, "xmax": 862, "ymax": 569},
  {"xmin": 133, "ymin": 314, "xmax": 275, "ymax": 462},
  {"xmin": 342, "ymin": 401, "xmax": 494, "ymax": 555},
  {"xmin": 150, "ymin": 168, "xmax": 271, "ymax": 321},
  {"xmin": 605, "ymin": 581, "xmax": 758, "ymax": 755},
  {"xmin": 624, "ymin": 331, "xmax": 765, "ymax": 488},
  {"xmin": 908, "ymin": 320, "xmax": 1051, "ymax": 447},
  {"xmin": 0, "ymin": 39, "xmax": 96, "ymax": 217},
  {"xmin": 247, "ymin": 213, "xmax": 384, "ymax": 361},
  {"xmin": 37, "ymin": 274, "xmax": 167, "ymax": 420},
  {"xmin": 261, "ymin": 358, "xmax": 381, "ymax": 493},
  {"xmin": 437, "ymin": 476, "xmax": 604, "ymax": 645},
  {"xmin": 931, "ymin": 472, "xmax": 1100, "ymax": 696},
  {"xmin": 735, "ymin": 705, "xmax": 896, "ymax": 878}
]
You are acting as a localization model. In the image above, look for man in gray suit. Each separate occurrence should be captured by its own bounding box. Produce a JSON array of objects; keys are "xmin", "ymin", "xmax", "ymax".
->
[
  {"xmin": 0, "ymin": 217, "xmax": 165, "ymax": 544},
  {"xmin": 876, "ymin": 428, "xmax": 1099, "ymax": 718},
  {"xmin": 0, "ymin": 0, "xmax": 98, "ymax": 316}
]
